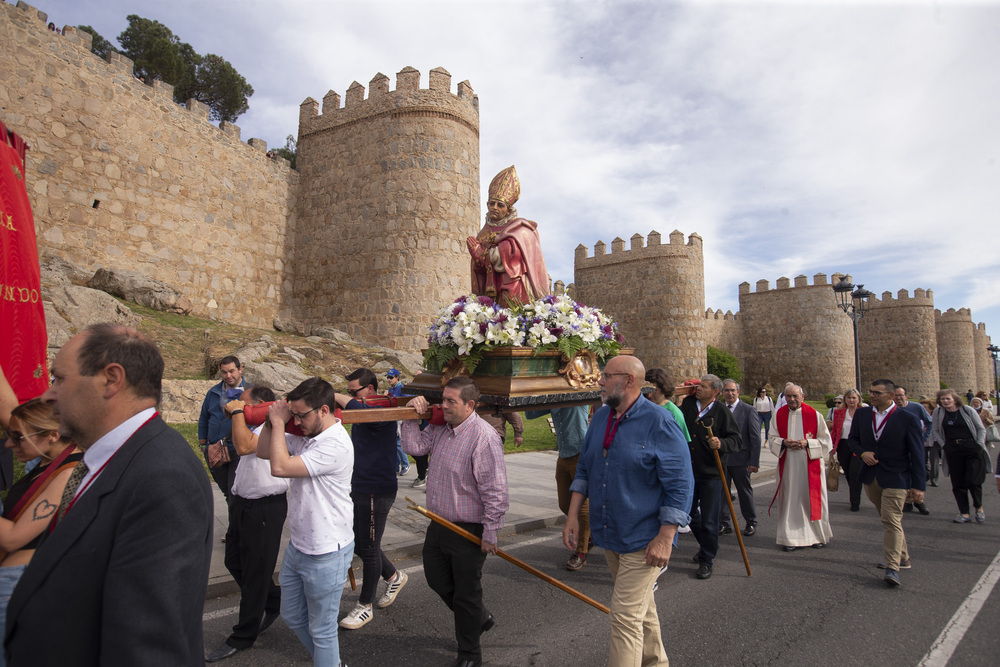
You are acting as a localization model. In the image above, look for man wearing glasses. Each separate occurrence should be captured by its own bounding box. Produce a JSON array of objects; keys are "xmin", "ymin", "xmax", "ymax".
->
[
  {"xmin": 256, "ymin": 377, "xmax": 354, "ymax": 666},
  {"xmin": 563, "ymin": 355, "xmax": 692, "ymax": 666}
]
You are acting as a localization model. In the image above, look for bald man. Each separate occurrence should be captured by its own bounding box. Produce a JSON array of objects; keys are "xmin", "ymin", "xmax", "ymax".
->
[{"xmin": 564, "ymin": 355, "xmax": 693, "ymax": 666}]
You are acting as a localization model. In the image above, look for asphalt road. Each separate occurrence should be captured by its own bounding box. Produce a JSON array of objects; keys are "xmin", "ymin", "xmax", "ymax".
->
[{"xmin": 202, "ymin": 475, "xmax": 1000, "ymax": 666}]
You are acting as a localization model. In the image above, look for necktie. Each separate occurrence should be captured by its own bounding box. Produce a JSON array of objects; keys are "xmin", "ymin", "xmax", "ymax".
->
[{"xmin": 55, "ymin": 461, "xmax": 89, "ymax": 525}]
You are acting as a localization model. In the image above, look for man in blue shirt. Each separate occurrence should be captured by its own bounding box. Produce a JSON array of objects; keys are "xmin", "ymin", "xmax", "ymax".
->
[
  {"xmin": 563, "ymin": 355, "xmax": 693, "ymax": 666},
  {"xmin": 386, "ymin": 368, "xmax": 410, "ymax": 476},
  {"xmin": 198, "ymin": 355, "xmax": 246, "ymax": 499},
  {"xmin": 893, "ymin": 385, "xmax": 933, "ymax": 515}
]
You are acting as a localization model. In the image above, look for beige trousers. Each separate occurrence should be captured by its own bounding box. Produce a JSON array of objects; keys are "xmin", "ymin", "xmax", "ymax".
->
[
  {"xmin": 864, "ymin": 481, "xmax": 909, "ymax": 570},
  {"xmin": 605, "ymin": 550, "xmax": 669, "ymax": 667}
]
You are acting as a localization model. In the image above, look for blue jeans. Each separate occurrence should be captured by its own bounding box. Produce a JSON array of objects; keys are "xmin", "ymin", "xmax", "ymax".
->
[
  {"xmin": 279, "ymin": 541, "xmax": 354, "ymax": 667},
  {"xmin": 0, "ymin": 565, "xmax": 28, "ymax": 667},
  {"xmin": 396, "ymin": 437, "xmax": 409, "ymax": 471}
]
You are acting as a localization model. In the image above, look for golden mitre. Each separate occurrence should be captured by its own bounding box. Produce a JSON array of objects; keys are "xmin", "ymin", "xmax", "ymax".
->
[{"xmin": 488, "ymin": 165, "xmax": 520, "ymax": 207}]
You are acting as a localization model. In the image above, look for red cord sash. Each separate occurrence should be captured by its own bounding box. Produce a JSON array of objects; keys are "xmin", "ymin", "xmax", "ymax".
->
[{"xmin": 768, "ymin": 405, "xmax": 823, "ymax": 521}]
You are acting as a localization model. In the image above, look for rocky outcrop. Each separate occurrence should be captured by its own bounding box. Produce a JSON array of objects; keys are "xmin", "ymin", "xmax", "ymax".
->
[
  {"xmin": 88, "ymin": 267, "xmax": 193, "ymax": 315},
  {"xmin": 161, "ymin": 380, "xmax": 216, "ymax": 423}
]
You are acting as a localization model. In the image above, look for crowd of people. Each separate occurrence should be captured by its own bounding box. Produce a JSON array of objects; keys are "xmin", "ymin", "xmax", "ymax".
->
[{"xmin": 1, "ymin": 325, "xmax": 998, "ymax": 666}]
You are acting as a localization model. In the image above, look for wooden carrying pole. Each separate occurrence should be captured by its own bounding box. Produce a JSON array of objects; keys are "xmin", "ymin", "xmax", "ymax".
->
[
  {"xmin": 703, "ymin": 420, "xmax": 753, "ymax": 577},
  {"xmin": 404, "ymin": 498, "xmax": 609, "ymax": 615}
]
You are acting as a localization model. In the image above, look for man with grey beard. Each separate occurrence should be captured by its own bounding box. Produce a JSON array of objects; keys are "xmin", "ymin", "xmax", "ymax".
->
[{"xmin": 564, "ymin": 355, "xmax": 692, "ymax": 665}]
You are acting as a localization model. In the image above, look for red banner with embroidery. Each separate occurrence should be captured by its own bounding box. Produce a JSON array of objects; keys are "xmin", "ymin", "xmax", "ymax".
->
[
  {"xmin": 0, "ymin": 122, "xmax": 48, "ymax": 401},
  {"xmin": 768, "ymin": 404, "xmax": 823, "ymax": 521}
]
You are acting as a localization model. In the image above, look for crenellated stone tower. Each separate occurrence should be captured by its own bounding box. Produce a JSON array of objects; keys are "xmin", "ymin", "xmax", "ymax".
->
[
  {"xmin": 857, "ymin": 288, "xmax": 939, "ymax": 398},
  {"xmin": 973, "ymin": 323, "xmax": 993, "ymax": 395},
  {"xmin": 935, "ymin": 308, "xmax": 977, "ymax": 393},
  {"xmin": 292, "ymin": 67, "xmax": 480, "ymax": 351},
  {"xmin": 574, "ymin": 230, "xmax": 706, "ymax": 384},
  {"xmin": 738, "ymin": 273, "xmax": 854, "ymax": 396}
]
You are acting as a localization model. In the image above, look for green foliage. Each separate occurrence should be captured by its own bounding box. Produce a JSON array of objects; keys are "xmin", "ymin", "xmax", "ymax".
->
[
  {"xmin": 707, "ymin": 346, "xmax": 742, "ymax": 384},
  {"xmin": 77, "ymin": 25, "xmax": 116, "ymax": 58},
  {"xmin": 116, "ymin": 15, "xmax": 252, "ymax": 122},
  {"xmin": 940, "ymin": 380, "xmax": 948, "ymax": 389},
  {"xmin": 824, "ymin": 393, "xmax": 838, "ymax": 408},
  {"xmin": 276, "ymin": 135, "xmax": 297, "ymax": 169}
]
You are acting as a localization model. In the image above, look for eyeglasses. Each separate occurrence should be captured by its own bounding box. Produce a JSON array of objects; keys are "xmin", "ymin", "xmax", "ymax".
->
[
  {"xmin": 5, "ymin": 429, "xmax": 48, "ymax": 444},
  {"xmin": 289, "ymin": 406, "xmax": 320, "ymax": 420},
  {"xmin": 600, "ymin": 372, "xmax": 630, "ymax": 381},
  {"xmin": 868, "ymin": 390, "xmax": 887, "ymax": 396},
  {"xmin": 348, "ymin": 385, "xmax": 371, "ymax": 398}
]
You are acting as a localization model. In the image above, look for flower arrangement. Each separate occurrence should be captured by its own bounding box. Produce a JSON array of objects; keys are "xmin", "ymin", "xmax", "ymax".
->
[{"xmin": 424, "ymin": 294, "xmax": 624, "ymax": 374}]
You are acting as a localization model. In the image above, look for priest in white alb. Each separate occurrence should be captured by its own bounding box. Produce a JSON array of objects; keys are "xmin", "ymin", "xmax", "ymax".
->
[{"xmin": 767, "ymin": 384, "xmax": 833, "ymax": 551}]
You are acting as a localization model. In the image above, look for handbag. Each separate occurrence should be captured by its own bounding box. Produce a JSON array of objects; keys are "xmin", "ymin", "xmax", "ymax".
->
[
  {"xmin": 206, "ymin": 440, "xmax": 231, "ymax": 468},
  {"xmin": 987, "ymin": 425, "xmax": 1000, "ymax": 444},
  {"xmin": 826, "ymin": 451, "xmax": 839, "ymax": 492}
]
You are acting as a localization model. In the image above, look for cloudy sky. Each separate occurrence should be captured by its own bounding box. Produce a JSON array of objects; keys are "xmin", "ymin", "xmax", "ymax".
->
[{"xmin": 38, "ymin": 0, "xmax": 1000, "ymax": 347}]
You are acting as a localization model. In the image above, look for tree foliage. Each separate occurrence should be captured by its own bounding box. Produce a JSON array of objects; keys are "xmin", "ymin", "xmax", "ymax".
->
[
  {"xmin": 76, "ymin": 25, "xmax": 117, "ymax": 59},
  {"xmin": 707, "ymin": 346, "xmax": 743, "ymax": 384},
  {"xmin": 116, "ymin": 15, "xmax": 253, "ymax": 122},
  {"xmin": 275, "ymin": 135, "xmax": 297, "ymax": 169}
]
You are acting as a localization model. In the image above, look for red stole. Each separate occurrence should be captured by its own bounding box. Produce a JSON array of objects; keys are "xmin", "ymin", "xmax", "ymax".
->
[{"xmin": 769, "ymin": 404, "xmax": 824, "ymax": 521}]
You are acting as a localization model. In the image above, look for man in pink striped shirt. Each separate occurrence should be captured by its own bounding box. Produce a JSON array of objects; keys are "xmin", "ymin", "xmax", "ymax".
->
[{"xmin": 404, "ymin": 378, "xmax": 508, "ymax": 667}]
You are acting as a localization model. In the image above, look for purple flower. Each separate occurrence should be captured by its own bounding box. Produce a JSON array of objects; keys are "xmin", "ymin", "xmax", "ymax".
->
[
  {"xmin": 479, "ymin": 322, "xmax": 488, "ymax": 334},
  {"xmin": 549, "ymin": 326, "xmax": 564, "ymax": 337},
  {"xmin": 497, "ymin": 313, "xmax": 508, "ymax": 323},
  {"xmin": 477, "ymin": 295, "xmax": 495, "ymax": 307}
]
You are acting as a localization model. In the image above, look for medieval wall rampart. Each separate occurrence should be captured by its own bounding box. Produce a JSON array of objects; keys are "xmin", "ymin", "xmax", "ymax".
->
[
  {"xmin": 0, "ymin": 2, "xmax": 297, "ymax": 327},
  {"xmin": 292, "ymin": 67, "xmax": 480, "ymax": 351},
  {"xmin": 973, "ymin": 322, "xmax": 993, "ymax": 394},
  {"xmin": 935, "ymin": 308, "xmax": 977, "ymax": 393},
  {"xmin": 856, "ymin": 288, "xmax": 939, "ymax": 398},
  {"xmin": 574, "ymin": 230, "xmax": 705, "ymax": 384},
  {"xmin": 737, "ymin": 273, "xmax": 853, "ymax": 397},
  {"xmin": 704, "ymin": 309, "xmax": 741, "ymax": 359}
]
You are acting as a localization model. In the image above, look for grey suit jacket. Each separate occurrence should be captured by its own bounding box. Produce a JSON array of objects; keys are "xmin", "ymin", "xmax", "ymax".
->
[
  {"xmin": 4, "ymin": 416, "xmax": 213, "ymax": 666},
  {"xmin": 726, "ymin": 400, "xmax": 762, "ymax": 468}
]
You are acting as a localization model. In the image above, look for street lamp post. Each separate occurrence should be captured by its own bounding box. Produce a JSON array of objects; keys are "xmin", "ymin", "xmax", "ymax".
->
[
  {"xmin": 988, "ymin": 344, "xmax": 1000, "ymax": 405},
  {"xmin": 832, "ymin": 277, "xmax": 873, "ymax": 391}
]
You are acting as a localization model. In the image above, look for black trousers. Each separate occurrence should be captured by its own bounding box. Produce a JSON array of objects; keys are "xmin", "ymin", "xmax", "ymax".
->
[
  {"xmin": 944, "ymin": 443, "xmax": 985, "ymax": 514},
  {"xmin": 208, "ymin": 452, "xmax": 240, "ymax": 500},
  {"xmin": 926, "ymin": 444, "xmax": 941, "ymax": 485},
  {"xmin": 422, "ymin": 520, "xmax": 489, "ymax": 660},
  {"xmin": 351, "ymin": 490, "xmax": 398, "ymax": 605},
  {"xmin": 690, "ymin": 477, "xmax": 723, "ymax": 565},
  {"xmin": 414, "ymin": 454, "xmax": 429, "ymax": 480},
  {"xmin": 837, "ymin": 441, "xmax": 862, "ymax": 508},
  {"xmin": 721, "ymin": 465, "xmax": 757, "ymax": 528},
  {"xmin": 224, "ymin": 492, "xmax": 287, "ymax": 649}
]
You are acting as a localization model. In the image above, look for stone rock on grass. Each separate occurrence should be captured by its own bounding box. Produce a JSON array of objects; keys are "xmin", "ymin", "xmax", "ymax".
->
[
  {"xmin": 242, "ymin": 360, "xmax": 310, "ymax": 394},
  {"xmin": 161, "ymin": 380, "xmax": 216, "ymax": 423},
  {"xmin": 88, "ymin": 267, "xmax": 193, "ymax": 315},
  {"xmin": 45, "ymin": 284, "xmax": 141, "ymax": 335}
]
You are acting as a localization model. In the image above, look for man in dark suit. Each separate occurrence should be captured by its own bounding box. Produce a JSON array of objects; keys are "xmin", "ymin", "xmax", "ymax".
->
[
  {"xmin": 681, "ymin": 374, "xmax": 740, "ymax": 580},
  {"xmin": 847, "ymin": 378, "xmax": 925, "ymax": 588},
  {"xmin": 719, "ymin": 379, "xmax": 761, "ymax": 536},
  {"xmin": 4, "ymin": 323, "xmax": 213, "ymax": 665}
]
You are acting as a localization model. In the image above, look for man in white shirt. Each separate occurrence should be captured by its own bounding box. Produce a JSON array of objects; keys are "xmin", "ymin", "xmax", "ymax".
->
[
  {"xmin": 257, "ymin": 377, "xmax": 354, "ymax": 667},
  {"xmin": 206, "ymin": 385, "xmax": 290, "ymax": 662}
]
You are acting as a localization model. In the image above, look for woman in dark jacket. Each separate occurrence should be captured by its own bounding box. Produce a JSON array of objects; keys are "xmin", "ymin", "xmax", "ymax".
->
[{"xmin": 932, "ymin": 389, "xmax": 988, "ymax": 523}]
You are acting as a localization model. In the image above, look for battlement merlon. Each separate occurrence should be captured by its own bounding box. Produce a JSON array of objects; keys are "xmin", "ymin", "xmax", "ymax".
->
[
  {"xmin": 297, "ymin": 67, "xmax": 480, "ymax": 138},
  {"xmin": 744, "ymin": 272, "xmax": 852, "ymax": 294},
  {"xmin": 865, "ymin": 288, "xmax": 935, "ymax": 309},
  {"xmin": 705, "ymin": 309, "xmax": 738, "ymax": 321},
  {"xmin": 935, "ymin": 308, "xmax": 974, "ymax": 323},
  {"xmin": 3, "ymin": 1, "xmax": 293, "ymax": 170},
  {"xmin": 574, "ymin": 230, "xmax": 704, "ymax": 267}
]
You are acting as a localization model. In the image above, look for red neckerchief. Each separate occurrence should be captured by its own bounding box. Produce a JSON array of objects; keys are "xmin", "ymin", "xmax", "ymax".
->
[
  {"xmin": 768, "ymin": 404, "xmax": 823, "ymax": 521},
  {"xmin": 603, "ymin": 397, "xmax": 639, "ymax": 455},
  {"xmin": 49, "ymin": 411, "xmax": 159, "ymax": 531}
]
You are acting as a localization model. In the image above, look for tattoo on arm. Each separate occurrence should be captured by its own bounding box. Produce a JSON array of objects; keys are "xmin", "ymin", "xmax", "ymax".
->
[{"xmin": 33, "ymin": 498, "xmax": 57, "ymax": 520}]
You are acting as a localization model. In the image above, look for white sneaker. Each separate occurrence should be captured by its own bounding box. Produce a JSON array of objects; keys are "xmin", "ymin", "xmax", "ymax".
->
[
  {"xmin": 339, "ymin": 603, "xmax": 373, "ymax": 630},
  {"xmin": 376, "ymin": 571, "xmax": 408, "ymax": 609},
  {"xmin": 677, "ymin": 525, "xmax": 691, "ymax": 534}
]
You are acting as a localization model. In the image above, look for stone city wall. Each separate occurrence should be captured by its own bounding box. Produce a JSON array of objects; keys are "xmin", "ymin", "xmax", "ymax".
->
[
  {"xmin": 293, "ymin": 66, "xmax": 480, "ymax": 352},
  {"xmin": 737, "ymin": 273, "xmax": 854, "ymax": 398},
  {"xmin": 704, "ymin": 308, "xmax": 741, "ymax": 359},
  {"xmin": 973, "ymin": 323, "xmax": 993, "ymax": 396},
  {"xmin": 935, "ymin": 308, "xmax": 978, "ymax": 394},
  {"xmin": 574, "ymin": 230, "xmax": 706, "ymax": 385},
  {"xmin": 0, "ymin": 2, "xmax": 297, "ymax": 328},
  {"xmin": 856, "ymin": 288, "xmax": 939, "ymax": 399}
]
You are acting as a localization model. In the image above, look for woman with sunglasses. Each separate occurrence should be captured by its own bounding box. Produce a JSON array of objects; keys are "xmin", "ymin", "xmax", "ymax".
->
[{"xmin": 0, "ymin": 399, "xmax": 82, "ymax": 656}]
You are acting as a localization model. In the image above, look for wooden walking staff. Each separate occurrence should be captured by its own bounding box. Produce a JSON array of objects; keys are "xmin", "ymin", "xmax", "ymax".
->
[
  {"xmin": 701, "ymin": 418, "xmax": 752, "ymax": 577},
  {"xmin": 404, "ymin": 498, "xmax": 609, "ymax": 614}
]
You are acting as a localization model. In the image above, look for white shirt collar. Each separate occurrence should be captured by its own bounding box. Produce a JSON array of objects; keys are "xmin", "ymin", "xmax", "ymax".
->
[{"xmin": 77, "ymin": 407, "xmax": 156, "ymax": 499}]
